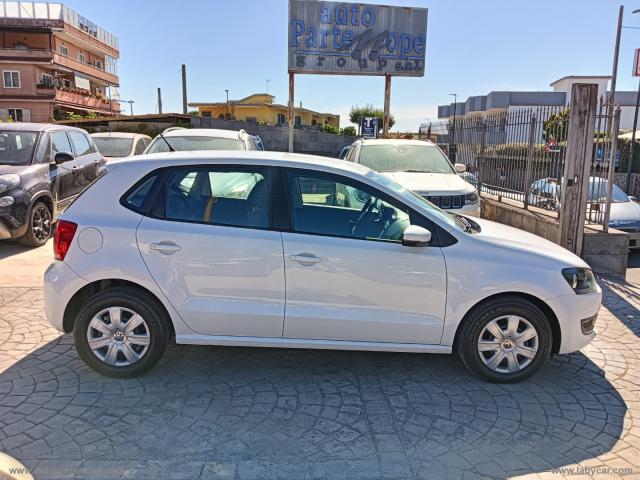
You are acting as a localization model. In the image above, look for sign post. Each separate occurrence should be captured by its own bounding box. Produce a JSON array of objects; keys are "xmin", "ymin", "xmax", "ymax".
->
[
  {"xmin": 288, "ymin": 1, "xmax": 428, "ymax": 150},
  {"xmin": 362, "ymin": 116, "xmax": 379, "ymax": 138}
]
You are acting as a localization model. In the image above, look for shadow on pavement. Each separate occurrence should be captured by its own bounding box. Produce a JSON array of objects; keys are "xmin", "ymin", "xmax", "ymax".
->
[
  {"xmin": 599, "ymin": 276, "xmax": 640, "ymax": 338},
  {"xmin": 0, "ymin": 334, "xmax": 627, "ymax": 479}
]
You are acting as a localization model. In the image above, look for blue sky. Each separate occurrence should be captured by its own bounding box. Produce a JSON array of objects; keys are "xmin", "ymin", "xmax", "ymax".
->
[{"xmin": 64, "ymin": 0, "xmax": 640, "ymax": 131}]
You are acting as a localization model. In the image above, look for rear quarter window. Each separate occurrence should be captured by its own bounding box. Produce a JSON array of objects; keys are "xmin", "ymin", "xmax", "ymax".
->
[{"xmin": 122, "ymin": 175, "xmax": 158, "ymax": 213}]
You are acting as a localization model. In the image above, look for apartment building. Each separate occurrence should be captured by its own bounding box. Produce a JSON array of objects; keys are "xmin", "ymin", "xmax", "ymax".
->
[
  {"xmin": 189, "ymin": 93, "xmax": 340, "ymax": 129},
  {"xmin": 0, "ymin": 1, "xmax": 120, "ymax": 122}
]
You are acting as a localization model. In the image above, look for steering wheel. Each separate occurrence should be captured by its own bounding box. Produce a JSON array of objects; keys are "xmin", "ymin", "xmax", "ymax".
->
[{"xmin": 351, "ymin": 197, "xmax": 381, "ymax": 235}]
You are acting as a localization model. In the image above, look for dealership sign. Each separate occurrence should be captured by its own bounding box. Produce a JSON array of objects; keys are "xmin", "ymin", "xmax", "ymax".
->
[{"xmin": 288, "ymin": 1, "xmax": 427, "ymax": 77}]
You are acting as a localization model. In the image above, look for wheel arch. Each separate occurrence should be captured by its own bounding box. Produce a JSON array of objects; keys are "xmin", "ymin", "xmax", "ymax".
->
[
  {"xmin": 62, "ymin": 278, "xmax": 175, "ymax": 336},
  {"xmin": 453, "ymin": 291, "xmax": 561, "ymax": 354},
  {"xmin": 30, "ymin": 190, "xmax": 54, "ymax": 216}
]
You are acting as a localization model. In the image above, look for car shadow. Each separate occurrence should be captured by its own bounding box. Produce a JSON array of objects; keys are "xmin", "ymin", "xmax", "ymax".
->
[
  {"xmin": 0, "ymin": 240, "xmax": 49, "ymax": 260},
  {"xmin": 0, "ymin": 334, "xmax": 627, "ymax": 479},
  {"xmin": 598, "ymin": 275, "xmax": 640, "ymax": 338}
]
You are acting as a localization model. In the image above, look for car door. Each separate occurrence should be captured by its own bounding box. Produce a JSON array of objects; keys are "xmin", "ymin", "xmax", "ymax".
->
[
  {"xmin": 281, "ymin": 169, "xmax": 447, "ymax": 345},
  {"xmin": 49, "ymin": 130, "xmax": 79, "ymax": 210},
  {"xmin": 136, "ymin": 165, "xmax": 285, "ymax": 337},
  {"xmin": 68, "ymin": 131, "xmax": 103, "ymax": 192}
]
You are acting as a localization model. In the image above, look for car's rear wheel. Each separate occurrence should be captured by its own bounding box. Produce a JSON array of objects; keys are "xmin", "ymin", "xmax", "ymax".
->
[
  {"xmin": 456, "ymin": 296, "xmax": 553, "ymax": 382},
  {"xmin": 18, "ymin": 201, "xmax": 51, "ymax": 247},
  {"xmin": 73, "ymin": 288, "xmax": 170, "ymax": 378}
]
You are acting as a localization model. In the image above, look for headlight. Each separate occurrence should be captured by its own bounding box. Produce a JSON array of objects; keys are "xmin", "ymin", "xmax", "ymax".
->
[
  {"xmin": 465, "ymin": 191, "xmax": 479, "ymax": 204},
  {"xmin": 0, "ymin": 174, "xmax": 19, "ymax": 194},
  {"xmin": 561, "ymin": 268, "xmax": 597, "ymax": 294}
]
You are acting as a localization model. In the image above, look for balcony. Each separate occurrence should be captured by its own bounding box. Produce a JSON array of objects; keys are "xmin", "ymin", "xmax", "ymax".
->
[
  {"xmin": 0, "ymin": 47, "xmax": 53, "ymax": 62},
  {"xmin": 55, "ymin": 88, "xmax": 118, "ymax": 114},
  {"xmin": 53, "ymin": 53, "xmax": 118, "ymax": 85}
]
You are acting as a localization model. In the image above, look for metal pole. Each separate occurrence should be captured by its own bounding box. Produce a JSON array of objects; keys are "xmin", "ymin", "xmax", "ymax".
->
[
  {"xmin": 478, "ymin": 121, "xmax": 487, "ymax": 195},
  {"xmin": 225, "ymin": 89, "xmax": 229, "ymax": 118},
  {"xmin": 523, "ymin": 115, "xmax": 537, "ymax": 209},
  {"xmin": 157, "ymin": 87, "xmax": 163, "ymax": 114},
  {"xmin": 450, "ymin": 93, "xmax": 457, "ymax": 161},
  {"xmin": 609, "ymin": 6, "xmax": 624, "ymax": 114},
  {"xmin": 383, "ymin": 74, "xmax": 391, "ymax": 138},
  {"xmin": 626, "ymin": 77, "xmax": 640, "ymax": 194},
  {"xmin": 288, "ymin": 72, "xmax": 294, "ymax": 153},
  {"xmin": 603, "ymin": 108, "xmax": 621, "ymax": 233},
  {"xmin": 181, "ymin": 64, "xmax": 188, "ymax": 115}
]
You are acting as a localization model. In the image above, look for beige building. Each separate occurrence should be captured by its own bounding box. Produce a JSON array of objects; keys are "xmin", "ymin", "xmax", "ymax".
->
[{"xmin": 189, "ymin": 93, "xmax": 339, "ymax": 129}]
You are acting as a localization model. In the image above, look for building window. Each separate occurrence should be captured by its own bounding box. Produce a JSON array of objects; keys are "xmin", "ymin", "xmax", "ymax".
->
[
  {"xmin": 40, "ymin": 73, "xmax": 54, "ymax": 87},
  {"xmin": 3, "ymin": 71, "xmax": 20, "ymax": 88},
  {"xmin": 277, "ymin": 113, "xmax": 286, "ymax": 125},
  {"xmin": 95, "ymin": 59, "xmax": 103, "ymax": 70},
  {"xmin": 246, "ymin": 116, "xmax": 258, "ymax": 123},
  {"xmin": 295, "ymin": 115, "xmax": 302, "ymax": 127},
  {"xmin": 202, "ymin": 111, "xmax": 211, "ymax": 118},
  {"xmin": 59, "ymin": 45, "xmax": 68, "ymax": 56},
  {"xmin": 78, "ymin": 53, "xmax": 86, "ymax": 64},
  {"xmin": 7, "ymin": 109, "xmax": 24, "ymax": 122}
]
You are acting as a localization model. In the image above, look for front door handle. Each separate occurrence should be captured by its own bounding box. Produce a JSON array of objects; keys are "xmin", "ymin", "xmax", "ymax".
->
[
  {"xmin": 150, "ymin": 241, "xmax": 182, "ymax": 254},
  {"xmin": 289, "ymin": 253, "xmax": 321, "ymax": 266}
]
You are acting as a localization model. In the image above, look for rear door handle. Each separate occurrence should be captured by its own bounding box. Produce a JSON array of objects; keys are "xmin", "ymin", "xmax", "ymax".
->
[
  {"xmin": 150, "ymin": 242, "xmax": 182, "ymax": 254},
  {"xmin": 289, "ymin": 254, "xmax": 321, "ymax": 265}
]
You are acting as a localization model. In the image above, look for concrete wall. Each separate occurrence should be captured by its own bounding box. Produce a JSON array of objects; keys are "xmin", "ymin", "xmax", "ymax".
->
[
  {"xmin": 192, "ymin": 116, "xmax": 357, "ymax": 158},
  {"xmin": 480, "ymin": 196, "xmax": 629, "ymax": 276}
]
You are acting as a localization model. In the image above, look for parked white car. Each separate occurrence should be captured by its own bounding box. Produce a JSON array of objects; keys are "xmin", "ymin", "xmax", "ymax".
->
[
  {"xmin": 44, "ymin": 152, "xmax": 601, "ymax": 382},
  {"xmin": 345, "ymin": 139, "xmax": 480, "ymax": 216},
  {"xmin": 91, "ymin": 132, "xmax": 151, "ymax": 160},
  {"xmin": 529, "ymin": 177, "xmax": 640, "ymax": 249},
  {"xmin": 145, "ymin": 127, "xmax": 256, "ymax": 153}
]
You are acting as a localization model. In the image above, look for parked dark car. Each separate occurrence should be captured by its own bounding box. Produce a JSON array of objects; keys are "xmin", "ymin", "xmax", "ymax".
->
[{"xmin": 0, "ymin": 123, "xmax": 105, "ymax": 247}]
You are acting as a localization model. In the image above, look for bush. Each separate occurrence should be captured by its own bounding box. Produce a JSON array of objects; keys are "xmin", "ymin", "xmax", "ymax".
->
[
  {"xmin": 322, "ymin": 124, "xmax": 339, "ymax": 134},
  {"xmin": 341, "ymin": 126, "xmax": 356, "ymax": 136}
]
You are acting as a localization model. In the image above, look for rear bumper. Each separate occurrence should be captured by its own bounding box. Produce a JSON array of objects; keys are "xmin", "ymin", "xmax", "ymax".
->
[
  {"xmin": 545, "ymin": 287, "xmax": 602, "ymax": 354},
  {"xmin": 44, "ymin": 261, "xmax": 87, "ymax": 333}
]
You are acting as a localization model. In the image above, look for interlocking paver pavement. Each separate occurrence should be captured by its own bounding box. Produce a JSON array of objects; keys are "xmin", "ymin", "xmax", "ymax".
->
[{"xmin": 0, "ymin": 277, "xmax": 639, "ymax": 479}]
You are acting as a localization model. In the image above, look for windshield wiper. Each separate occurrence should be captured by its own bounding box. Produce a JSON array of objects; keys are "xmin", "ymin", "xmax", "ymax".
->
[{"xmin": 450, "ymin": 213, "xmax": 475, "ymax": 233}]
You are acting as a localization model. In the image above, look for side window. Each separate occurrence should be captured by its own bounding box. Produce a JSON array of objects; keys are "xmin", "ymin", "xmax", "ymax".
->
[
  {"xmin": 287, "ymin": 172, "xmax": 410, "ymax": 242},
  {"xmin": 134, "ymin": 139, "xmax": 146, "ymax": 155},
  {"xmin": 34, "ymin": 133, "xmax": 49, "ymax": 164},
  {"xmin": 123, "ymin": 175, "xmax": 157, "ymax": 212},
  {"xmin": 165, "ymin": 168, "xmax": 269, "ymax": 228},
  {"xmin": 51, "ymin": 131, "xmax": 73, "ymax": 156},
  {"xmin": 68, "ymin": 131, "xmax": 91, "ymax": 156}
]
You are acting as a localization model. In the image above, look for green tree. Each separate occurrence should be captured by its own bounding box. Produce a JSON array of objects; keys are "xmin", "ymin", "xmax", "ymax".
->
[
  {"xmin": 349, "ymin": 104, "xmax": 395, "ymax": 131},
  {"xmin": 542, "ymin": 109, "xmax": 569, "ymax": 142},
  {"xmin": 341, "ymin": 126, "xmax": 356, "ymax": 136},
  {"xmin": 322, "ymin": 124, "xmax": 339, "ymax": 134}
]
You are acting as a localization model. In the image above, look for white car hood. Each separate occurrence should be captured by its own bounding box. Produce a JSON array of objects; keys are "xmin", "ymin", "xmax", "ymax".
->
[
  {"xmin": 609, "ymin": 200, "xmax": 640, "ymax": 227},
  {"xmin": 383, "ymin": 171, "xmax": 475, "ymax": 195},
  {"xmin": 470, "ymin": 217, "xmax": 590, "ymax": 268}
]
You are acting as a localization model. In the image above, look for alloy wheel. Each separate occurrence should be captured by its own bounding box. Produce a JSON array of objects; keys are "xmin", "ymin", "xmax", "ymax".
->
[
  {"xmin": 477, "ymin": 315, "xmax": 539, "ymax": 373},
  {"xmin": 87, "ymin": 307, "xmax": 151, "ymax": 366},
  {"xmin": 31, "ymin": 204, "xmax": 51, "ymax": 242}
]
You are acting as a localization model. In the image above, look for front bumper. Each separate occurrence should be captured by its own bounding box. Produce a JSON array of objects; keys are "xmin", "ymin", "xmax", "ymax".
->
[
  {"xmin": 44, "ymin": 261, "xmax": 88, "ymax": 333},
  {"xmin": 0, "ymin": 189, "xmax": 29, "ymax": 240},
  {"xmin": 545, "ymin": 286, "xmax": 602, "ymax": 354}
]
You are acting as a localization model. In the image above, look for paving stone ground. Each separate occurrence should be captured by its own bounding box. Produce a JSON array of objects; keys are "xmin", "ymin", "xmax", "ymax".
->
[{"xmin": 0, "ymin": 276, "xmax": 639, "ymax": 479}]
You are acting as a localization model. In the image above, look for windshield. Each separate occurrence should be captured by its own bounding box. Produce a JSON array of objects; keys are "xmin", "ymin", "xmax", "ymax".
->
[
  {"xmin": 588, "ymin": 180, "xmax": 629, "ymax": 203},
  {"xmin": 359, "ymin": 144, "xmax": 454, "ymax": 174},
  {"xmin": 0, "ymin": 131, "xmax": 38, "ymax": 166},
  {"xmin": 146, "ymin": 135, "xmax": 245, "ymax": 153},
  {"xmin": 93, "ymin": 137, "xmax": 133, "ymax": 157},
  {"xmin": 366, "ymin": 170, "xmax": 464, "ymax": 232}
]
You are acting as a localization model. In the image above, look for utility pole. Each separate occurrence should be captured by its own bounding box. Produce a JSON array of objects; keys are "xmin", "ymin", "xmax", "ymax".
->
[
  {"xmin": 383, "ymin": 74, "xmax": 391, "ymax": 138},
  {"xmin": 157, "ymin": 87, "xmax": 163, "ymax": 114},
  {"xmin": 225, "ymin": 89, "xmax": 229, "ymax": 118},
  {"xmin": 122, "ymin": 99, "xmax": 134, "ymax": 116},
  {"xmin": 181, "ymin": 64, "xmax": 188, "ymax": 115},
  {"xmin": 609, "ymin": 5, "xmax": 624, "ymax": 113}
]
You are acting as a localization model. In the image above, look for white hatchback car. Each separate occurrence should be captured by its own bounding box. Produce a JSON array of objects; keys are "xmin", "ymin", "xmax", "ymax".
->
[
  {"xmin": 345, "ymin": 139, "xmax": 480, "ymax": 216},
  {"xmin": 44, "ymin": 152, "xmax": 601, "ymax": 382},
  {"xmin": 91, "ymin": 132, "xmax": 151, "ymax": 160},
  {"xmin": 145, "ymin": 127, "xmax": 256, "ymax": 153}
]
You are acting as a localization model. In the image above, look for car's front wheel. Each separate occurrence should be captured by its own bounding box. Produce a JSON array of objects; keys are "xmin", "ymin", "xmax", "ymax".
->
[
  {"xmin": 456, "ymin": 296, "xmax": 553, "ymax": 382},
  {"xmin": 18, "ymin": 201, "xmax": 52, "ymax": 247},
  {"xmin": 73, "ymin": 288, "xmax": 170, "ymax": 378}
]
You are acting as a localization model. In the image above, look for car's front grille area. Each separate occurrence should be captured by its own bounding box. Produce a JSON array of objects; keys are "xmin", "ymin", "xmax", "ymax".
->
[{"xmin": 421, "ymin": 194, "xmax": 465, "ymax": 210}]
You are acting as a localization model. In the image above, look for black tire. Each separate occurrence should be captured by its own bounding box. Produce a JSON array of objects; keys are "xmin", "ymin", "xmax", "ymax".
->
[
  {"xmin": 73, "ymin": 288, "xmax": 170, "ymax": 378},
  {"xmin": 18, "ymin": 201, "xmax": 52, "ymax": 247},
  {"xmin": 456, "ymin": 296, "xmax": 553, "ymax": 383}
]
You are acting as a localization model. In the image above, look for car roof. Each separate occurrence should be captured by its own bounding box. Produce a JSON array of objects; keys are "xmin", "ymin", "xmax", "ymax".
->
[
  {"xmin": 91, "ymin": 132, "xmax": 150, "ymax": 139},
  {"xmin": 108, "ymin": 151, "xmax": 371, "ymax": 176},
  {"xmin": 358, "ymin": 138, "xmax": 437, "ymax": 147},
  {"xmin": 0, "ymin": 122, "xmax": 87, "ymax": 133},
  {"xmin": 160, "ymin": 128, "xmax": 246, "ymax": 139}
]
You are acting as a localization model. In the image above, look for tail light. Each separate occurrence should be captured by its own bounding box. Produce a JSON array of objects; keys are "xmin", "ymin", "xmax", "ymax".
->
[{"xmin": 53, "ymin": 220, "xmax": 77, "ymax": 261}]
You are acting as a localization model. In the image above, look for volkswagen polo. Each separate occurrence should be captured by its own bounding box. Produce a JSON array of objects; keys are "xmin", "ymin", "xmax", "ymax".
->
[{"xmin": 43, "ymin": 152, "xmax": 601, "ymax": 382}]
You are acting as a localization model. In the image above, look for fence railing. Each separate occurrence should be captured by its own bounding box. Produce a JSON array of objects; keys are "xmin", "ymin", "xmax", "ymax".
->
[{"xmin": 431, "ymin": 102, "xmax": 621, "ymax": 228}]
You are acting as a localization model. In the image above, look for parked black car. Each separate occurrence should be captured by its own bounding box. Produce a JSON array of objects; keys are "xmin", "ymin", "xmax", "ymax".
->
[{"xmin": 0, "ymin": 123, "xmax": 105, "ymax": 247}]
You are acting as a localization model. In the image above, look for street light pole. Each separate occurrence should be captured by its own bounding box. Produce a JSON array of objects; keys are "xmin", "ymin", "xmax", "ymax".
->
[{"xmin": 449, "ymin": 93, "xmax": 457, "ymax": 161}]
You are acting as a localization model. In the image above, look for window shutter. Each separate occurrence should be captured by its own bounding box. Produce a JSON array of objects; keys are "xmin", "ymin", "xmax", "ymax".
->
[{"xmin": 22, "ymin": 109, "xmax": 31, "ymax": 122}]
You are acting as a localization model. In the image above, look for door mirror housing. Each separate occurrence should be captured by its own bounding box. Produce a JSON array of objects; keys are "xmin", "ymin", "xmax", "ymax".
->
[
  {"xmin": 454, "ymin": 163, "xmax": 467, "ymax": 173},
  {"xmin": 54, "ymin": 152, "xmax": 74, "ymax": 164},
  {"xmin": 402, "ymin": 225, "xmax": 432, "ymax": 247}
]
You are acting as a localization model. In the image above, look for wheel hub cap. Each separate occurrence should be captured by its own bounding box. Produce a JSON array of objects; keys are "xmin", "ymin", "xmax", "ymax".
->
[
  {"xmin": 477, "ymin": 315, "xmax": 539, "ymax": 374},
  {"xmin": 87, "ymin": 307, "xmax": 150, "ymax": 367}
]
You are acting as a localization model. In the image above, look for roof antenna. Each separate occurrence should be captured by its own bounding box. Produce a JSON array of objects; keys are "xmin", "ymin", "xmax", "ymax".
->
[{"xmin": 158, "ymin": 131, "xmax": 175, "ymax": 152}]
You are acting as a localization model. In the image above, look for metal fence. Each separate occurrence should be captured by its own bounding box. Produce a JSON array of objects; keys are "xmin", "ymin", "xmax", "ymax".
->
[{"xmin": 431, "ymin": 101, "xmax": 621, "ymax": 229}]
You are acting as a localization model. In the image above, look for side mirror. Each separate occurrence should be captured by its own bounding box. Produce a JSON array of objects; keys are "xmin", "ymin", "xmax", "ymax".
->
[
  {"xmin": 630, "ymin": 196, "xmax": 638, "ymax": 203},
  {"xmin": 402, "ymin": 225, "xmax": 432, "ymax": 247},
  {"xmin": 54, "ymin": 152, "xmax": 74, "ymax": 164},
  {"xmin": 454, "ymin": 163, "xmax": 466, "ymax": 173}
]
